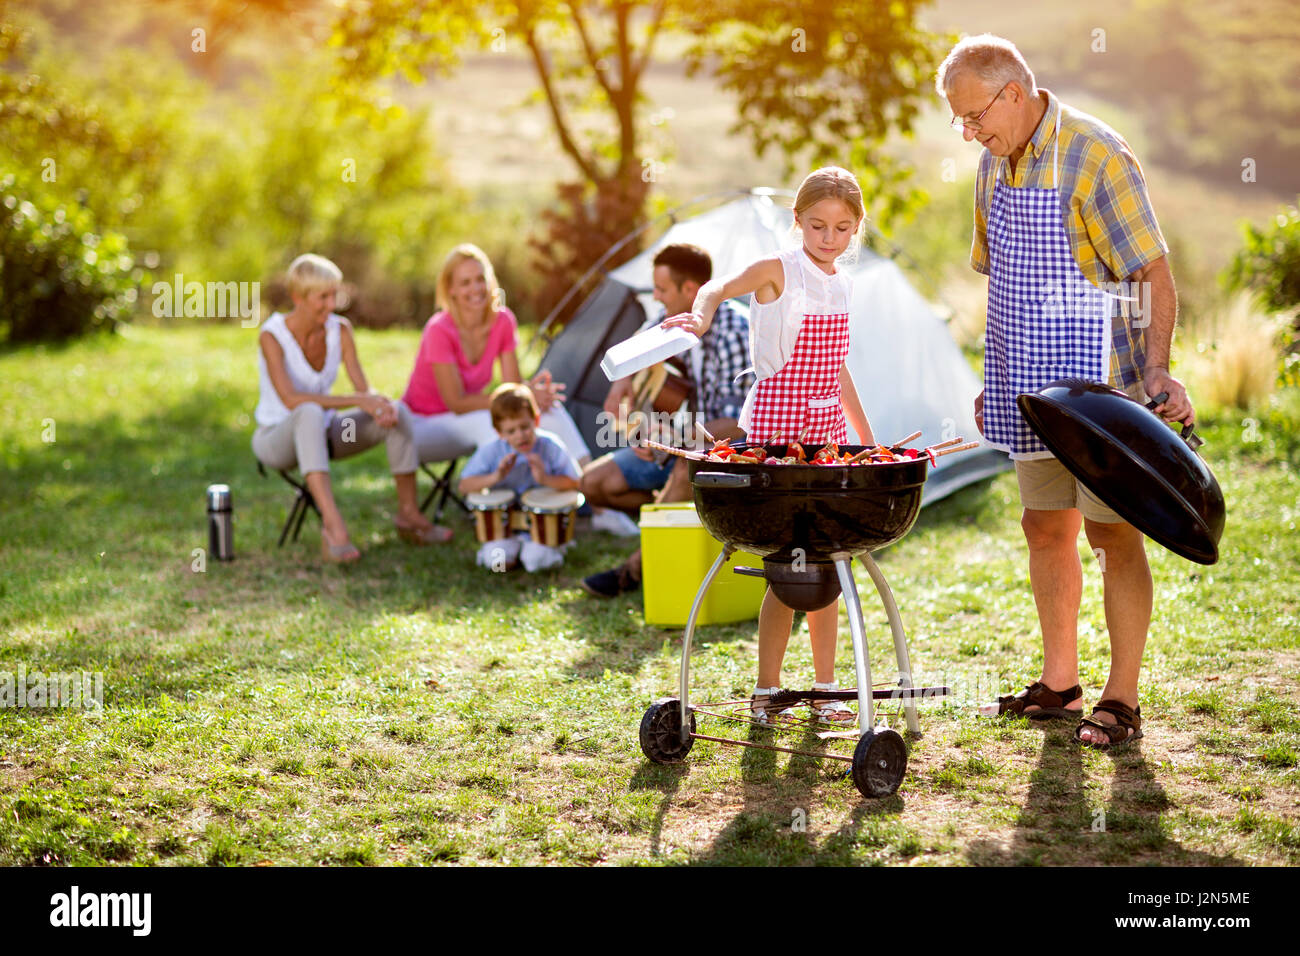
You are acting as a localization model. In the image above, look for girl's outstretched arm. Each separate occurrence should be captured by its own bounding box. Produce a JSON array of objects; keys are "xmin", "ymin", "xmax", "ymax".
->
[
  {"xmin": 840, "ymin": 363, "xmax": 874, "ymax": 445},
  {"xmin": 660, "ymin": 256, "xmax": 784, "ymax": 337}
]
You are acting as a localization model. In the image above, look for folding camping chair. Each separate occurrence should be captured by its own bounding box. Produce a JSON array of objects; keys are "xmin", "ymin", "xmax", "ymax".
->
[
  {"xmin": 419, "ymin": 458, "xmax": 469, "ymax": 522},
  {"xmin": 260, "ymin": 453, "xmax": 469, "ymax": 547},
  {"xmin": 259, "ymin": 461, "xmax": 322, "ymax": 547},
  {"xmin": 258, "ymin": 433, "xmax": 336, "ymax": 547}
]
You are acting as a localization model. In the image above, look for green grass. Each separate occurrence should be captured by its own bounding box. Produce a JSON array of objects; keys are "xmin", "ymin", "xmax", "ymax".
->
[{"xmin": 1, "ymin": 325, "xmax": 1298, "ymax": 866}]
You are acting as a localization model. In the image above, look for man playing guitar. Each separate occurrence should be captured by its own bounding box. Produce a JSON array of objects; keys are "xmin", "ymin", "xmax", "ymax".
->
[{"xmin": 581, "ymin": 243, "xmax": 753, "ymax": 597}]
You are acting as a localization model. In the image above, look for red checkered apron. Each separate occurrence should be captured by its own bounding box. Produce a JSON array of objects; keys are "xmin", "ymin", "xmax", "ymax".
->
[{"xmin": 746, "ymin": 308, "xmax": 851, "ymax": 445}]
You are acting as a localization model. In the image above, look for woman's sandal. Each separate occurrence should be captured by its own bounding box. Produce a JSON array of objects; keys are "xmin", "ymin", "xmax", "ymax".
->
[
  {"xmin": 394, "ymin": 519, "xmax": 453, "ymax": 545},
  {"xmin": 321, "ymin": 527, "xmax": 361, "ymax": 563},
  {"xmin": 809, "ymin": 681, "xmax": 857, "ymax": 725},
  {"xmin": 980, "ymin": 681, "xmax": 1083, "ymax": 720},
  {"xmin": 1074, "ymin": 699, "xmax": 1143, "ymax": 749}
]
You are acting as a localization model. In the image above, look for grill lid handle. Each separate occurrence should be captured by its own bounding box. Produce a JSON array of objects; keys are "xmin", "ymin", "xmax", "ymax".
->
[{"xmin": 1145, "ymin": 391, "xmax": 1204, "ymax": 451}]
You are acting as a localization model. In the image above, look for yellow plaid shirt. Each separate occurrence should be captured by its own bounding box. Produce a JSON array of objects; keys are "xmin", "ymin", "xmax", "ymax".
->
[{"xmin": 971, "ymin": 89, "xmax": 1169, "ymax": 388}]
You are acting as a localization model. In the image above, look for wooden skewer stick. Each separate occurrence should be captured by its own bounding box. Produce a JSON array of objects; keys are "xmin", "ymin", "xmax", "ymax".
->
[
  {"xmin": 696, "ymin": 422, "xmax": 716, "ymax": 443},
  {"xmin": 932, "ymin": 441, "xmax": 981, "ymax": 458},
  {"xmin": 889, "ymin": 430, "xmax": 923, "ymax": 449},
  {"xmin": 641, "ymin": 439, "xmax": 708, "ymax": 461},
  {"xmin": 847, "ymin": 444, "xmax": 901, "ymax": 464},
  {"xmin": 924, "ymin": 436, "xmax": 966, "ymax": 452}
]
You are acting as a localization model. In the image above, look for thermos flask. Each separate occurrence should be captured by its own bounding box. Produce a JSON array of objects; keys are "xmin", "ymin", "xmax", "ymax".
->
[{"xmin": 206, "ymin": 484, "xmax": 234, "ymax": 561}]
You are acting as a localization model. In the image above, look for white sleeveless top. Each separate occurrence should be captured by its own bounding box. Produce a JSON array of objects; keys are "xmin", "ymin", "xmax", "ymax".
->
[
  {"xmin": 747, "ymin": 246, "xmax": 854, "ymax": 379},
  {"xmin": 254, "ymin": 312, "xmax": 344, "ymax": 428}
]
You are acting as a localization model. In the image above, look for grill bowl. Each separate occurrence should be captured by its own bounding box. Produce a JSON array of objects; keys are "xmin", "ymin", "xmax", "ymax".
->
[{"xmin": 688, "ymin": 445, "xmax": 929, "ymax": 561}]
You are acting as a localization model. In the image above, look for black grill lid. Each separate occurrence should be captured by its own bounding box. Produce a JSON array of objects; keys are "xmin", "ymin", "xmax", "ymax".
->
[{"xmin": 1016, "ymin": 379, "xmax": 1225, "ymax": 565}]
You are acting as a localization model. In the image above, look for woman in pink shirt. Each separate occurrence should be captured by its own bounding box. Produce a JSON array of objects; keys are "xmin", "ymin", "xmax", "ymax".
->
[{"xmin": 401, "ymin": 244, "xmax": 590, "ymax": 465}]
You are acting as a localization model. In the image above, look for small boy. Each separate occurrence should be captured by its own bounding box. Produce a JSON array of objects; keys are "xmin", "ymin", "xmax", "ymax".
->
[{"xmin": 459, "ymin": 383, "xmax": 582, "ymax": 572}]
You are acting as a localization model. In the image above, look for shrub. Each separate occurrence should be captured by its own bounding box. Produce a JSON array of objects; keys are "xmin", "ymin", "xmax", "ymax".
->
[
  {"xmin": 0, "ymin": 10, "xmax": 469, "ymax": 332},
  {"xmin": 0, "ymin": 174, "xmax": 140, "ymax": 344},
  {"xmin": 1226, "ymin": 202, "xmax": 1300, "ymax": 315},
  {"xmin": 1181, "ymin": 291, "xmax": 1289, "ymax": 412}
]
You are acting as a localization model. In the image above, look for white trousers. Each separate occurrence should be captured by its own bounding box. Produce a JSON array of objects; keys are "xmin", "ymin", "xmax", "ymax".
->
[
  {"xmin": 409, "ymin": 405, "xmax": 591, "ymax": 465},
  {"xmin": 252, "ymin": 401, "xmax": 419, "ymax": 475}
]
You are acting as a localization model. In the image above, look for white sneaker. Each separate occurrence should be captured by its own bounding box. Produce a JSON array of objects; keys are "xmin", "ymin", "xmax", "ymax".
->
[{"xmin": 591, "ymin": 508, "xmax": 641, "ymax": 537}]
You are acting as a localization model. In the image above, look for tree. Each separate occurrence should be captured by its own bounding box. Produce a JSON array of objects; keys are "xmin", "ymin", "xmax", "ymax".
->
[
  {"xmin": 331, "ymin": 0, "xmax": 946, "ymax": 318},
  {"xmin": 1046, "ymin": 0, "xmax": 1300, "ymax": 193}
]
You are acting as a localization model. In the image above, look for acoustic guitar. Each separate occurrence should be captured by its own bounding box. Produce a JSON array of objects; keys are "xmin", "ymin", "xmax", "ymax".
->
[{"xmin": 618, "ymin": 359, "xmax": 693, "ymax": 459}]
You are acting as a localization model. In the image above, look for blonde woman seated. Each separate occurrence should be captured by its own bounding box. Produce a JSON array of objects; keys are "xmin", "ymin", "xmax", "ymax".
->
[
  {"xmin": 400, "ymin": 244, "xmax": 591, "ymax": 467},
  {"xmin": 252, "ymin": 254, "xmax": 452, "ymax": 562}
]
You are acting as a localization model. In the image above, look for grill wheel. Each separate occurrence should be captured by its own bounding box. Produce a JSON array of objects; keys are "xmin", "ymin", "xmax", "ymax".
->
[
  {"xmin": 639, "ymin": 698, "xmax": 696, "ymax": 764},
  {"xmin": 851, "ymin": 727, "xmax": 908, "ymax": 798}
]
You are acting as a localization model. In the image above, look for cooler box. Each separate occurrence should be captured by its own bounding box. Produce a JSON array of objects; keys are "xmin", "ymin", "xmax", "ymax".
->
[{"xmin": 639, "ymin": 502, "xmax": 767, "ymax": 627}]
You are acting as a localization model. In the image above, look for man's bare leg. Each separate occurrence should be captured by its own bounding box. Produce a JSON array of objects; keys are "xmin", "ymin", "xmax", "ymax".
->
[
  {"xmin": 1077, "ymin": 518, "xmax": 1150, "ymax": 743},
  {"xmin": 1020, "ymin": 508, "xmax": 1085, "ymax": 713},
  {"xmin": 580, "ymin": 455, "xmax": 654, "ymax": 513}
]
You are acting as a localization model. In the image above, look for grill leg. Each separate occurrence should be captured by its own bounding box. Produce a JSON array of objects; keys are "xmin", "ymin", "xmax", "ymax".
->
[
  {"xmin": 860, "ymin": 552, "xmax": 921, "ymax": 736},
  {"xmin": 833, "ymin": 554, "xmax": 874, "ymax": 733},
  {"xmin": 678, "ymin": 545, "xmax": 734, "ymax": 742}
]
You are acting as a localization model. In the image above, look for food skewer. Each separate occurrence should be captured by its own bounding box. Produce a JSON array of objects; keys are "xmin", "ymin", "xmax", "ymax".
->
[
  {"xmin": 642, "ymin": 438, "xmax": 708, "ymax": 461},
  {"xmin": 931, "ymin": 441, "xmax": 981, "ymax": 458},
  {"xmin": 923, "ymin": 436, "xmax": 966, "ymax": 452},
  {"xmin": 888, "ymin": 430, "xmax": 923, "ymax": 450},
  {"xmin": 651, "ymin": 433, "xmax": 982, "ymax": 466},
  {"xmin": 846, "ymin": 447, "xmax": 884, "ymax": 464}
]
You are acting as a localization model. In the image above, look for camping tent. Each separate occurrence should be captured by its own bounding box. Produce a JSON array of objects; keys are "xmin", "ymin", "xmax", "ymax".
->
[{"xmin": 539, "ymin": 190, "xmax": 1008, "ymax": 504}]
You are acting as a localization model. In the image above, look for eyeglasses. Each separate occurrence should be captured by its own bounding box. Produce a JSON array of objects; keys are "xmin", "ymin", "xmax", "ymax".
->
[{"xmin": 949, "ymin": 82, "xmax": 1009, "ymax": 132}]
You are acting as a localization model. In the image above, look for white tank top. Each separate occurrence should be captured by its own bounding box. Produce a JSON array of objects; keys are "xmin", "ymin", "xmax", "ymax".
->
[
  {"xmin": 746, "ymin": 246, "xmax": 853, "ymax": 379},
  {"xmin": 254, "ymin": 312, "xmax": 343, "ymax": 427}
]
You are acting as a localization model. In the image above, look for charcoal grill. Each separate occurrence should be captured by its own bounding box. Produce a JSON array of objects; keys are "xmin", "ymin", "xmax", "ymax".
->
[{"xmin": 638, "ymin": 444, "xmax": 952, "ymax": 799}]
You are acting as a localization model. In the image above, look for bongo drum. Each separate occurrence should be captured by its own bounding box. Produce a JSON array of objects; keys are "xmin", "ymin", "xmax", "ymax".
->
[
  {"xmin": 467, "ymin": 488, "xmax": 517, "ymax": 543},
  {"xmin": 520, "ymin": 488, "xmax": 584, "ymax": 548}
]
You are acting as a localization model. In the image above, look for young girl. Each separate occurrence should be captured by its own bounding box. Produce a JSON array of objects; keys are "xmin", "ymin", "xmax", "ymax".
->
[{"xmin": 662, "ymin": 167, "xmax": 875, "ymax": 724}]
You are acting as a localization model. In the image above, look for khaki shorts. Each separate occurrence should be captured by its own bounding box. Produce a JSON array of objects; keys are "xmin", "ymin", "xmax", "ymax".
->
[
  {"xmin": 1015, "ymin": 380, "xmax": 1145, "ymax": 523},
  {"xmin": 1014, "ymin": 457, "xmax": 1125, "ymax": 523}
]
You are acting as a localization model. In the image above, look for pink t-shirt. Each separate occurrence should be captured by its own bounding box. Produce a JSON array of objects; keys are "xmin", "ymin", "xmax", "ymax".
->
[{"xmin": 402, "ymin": 309, "xmax": 518, "ymax": 415}]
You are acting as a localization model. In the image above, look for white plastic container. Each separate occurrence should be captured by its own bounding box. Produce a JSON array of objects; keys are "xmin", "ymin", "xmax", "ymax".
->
[{"xmin": 600, "ymin": 324, "xmax": 700, "ymax": 381}]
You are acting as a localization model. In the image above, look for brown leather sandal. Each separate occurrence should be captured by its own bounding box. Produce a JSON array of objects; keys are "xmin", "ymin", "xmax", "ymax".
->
[
  {"xmin": 985, "ymin": 681, "xmax": 1083, "ymax": 720},
  {"xmin": 1074, "ymin": 699, "xmax": 1143, "ymax": 749}
]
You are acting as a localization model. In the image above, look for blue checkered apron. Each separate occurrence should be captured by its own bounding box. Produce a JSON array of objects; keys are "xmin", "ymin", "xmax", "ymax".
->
[{"xmin": 984, "ymin": 132, "xmax": 1113, "ymax": 458}]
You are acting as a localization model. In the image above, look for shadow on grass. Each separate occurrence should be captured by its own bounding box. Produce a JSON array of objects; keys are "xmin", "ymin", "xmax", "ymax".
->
[
  {"xmin": 965, "ymin": 723, "xmax": 1242, "ymax": 865},
  {"xmin": 655, "ymin": 717, "xmax": 905, "ymax": 866},
  {"xmin": 628, "ymin": 760, "xmax": 690, "ymax": 859}
]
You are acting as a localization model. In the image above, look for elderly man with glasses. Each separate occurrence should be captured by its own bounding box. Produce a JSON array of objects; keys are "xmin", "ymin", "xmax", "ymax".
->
[{"xmin": 936, "ymin": 35, "xmax": 1195, "ymax": 748}]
